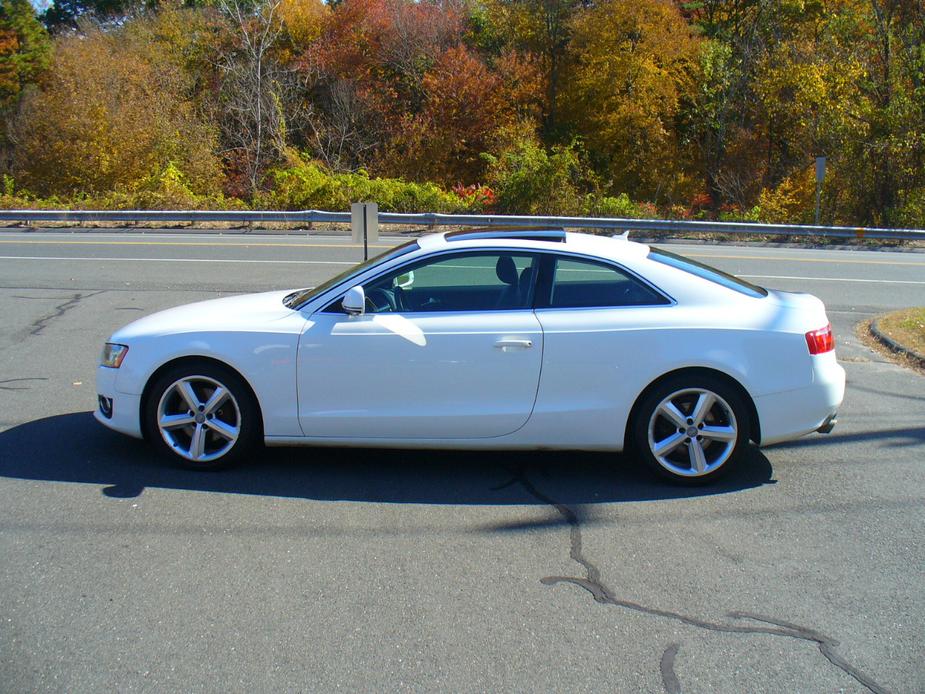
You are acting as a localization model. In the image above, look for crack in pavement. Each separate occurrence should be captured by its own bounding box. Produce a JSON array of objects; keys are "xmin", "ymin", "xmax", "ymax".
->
[
  {"xmin": 660, "ymin": 643, "xmax": 682, "ymax": 694},
  {"xmin": 503, "ymin": 468, "xmax": 890, "ymax": 694},
  {"xmin": 25, "ymin": 291, "xmax": 104, "ymax": 336},
  {"xmin": 0, "ymin": 377, "xmax": 47, "ymax": 391}
]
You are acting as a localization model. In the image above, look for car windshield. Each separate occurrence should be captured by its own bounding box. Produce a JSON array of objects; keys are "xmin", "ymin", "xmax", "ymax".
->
[
  {"xmin": 283, "ymin": 240, "xmax": 420, "ymax": 309},
  {"xmin": 648, "ymin": 247, "xmax": 768, "ymax": 298}
]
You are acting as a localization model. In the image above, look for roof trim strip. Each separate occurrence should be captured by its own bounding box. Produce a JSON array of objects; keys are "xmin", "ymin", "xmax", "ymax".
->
[{"xmin": 444, "ymin": 228, "xmax": 567, "ymax": 243}]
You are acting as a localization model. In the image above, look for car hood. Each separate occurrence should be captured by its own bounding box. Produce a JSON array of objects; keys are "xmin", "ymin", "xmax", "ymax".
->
[{"xmin": 111, "ymin": 290, "xmax": 302, "ymax": 341}]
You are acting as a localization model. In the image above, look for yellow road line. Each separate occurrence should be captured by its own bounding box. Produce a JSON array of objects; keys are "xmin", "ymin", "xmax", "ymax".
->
[{"xmin": 0, "ymin": 238, "xmax": 392, "ymax": 250}]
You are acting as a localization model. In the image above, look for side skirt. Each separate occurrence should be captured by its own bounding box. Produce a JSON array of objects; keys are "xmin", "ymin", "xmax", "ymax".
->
[{"xmin": 263, "ymin": 435, "xmax": 620, "ymax": 452}]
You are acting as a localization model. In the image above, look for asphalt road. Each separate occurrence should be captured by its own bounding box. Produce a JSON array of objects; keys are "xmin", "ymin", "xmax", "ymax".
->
[{"xmin": 0, "ymin": 230, "xmax": 922, "ymax": 693}]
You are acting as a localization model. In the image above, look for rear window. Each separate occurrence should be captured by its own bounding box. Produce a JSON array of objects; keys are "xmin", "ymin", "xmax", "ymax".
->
[
  {"xmin": 548, "ymin": 257, "xmax": 670, "ymax": 308},
  {"xmin": 648, "ymin": 247, "xmax": 768, "ymax": 298}
]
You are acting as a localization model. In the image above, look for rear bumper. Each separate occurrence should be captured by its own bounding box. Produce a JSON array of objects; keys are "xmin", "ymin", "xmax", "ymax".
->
[
  {"xmin": 755, "ymin": 355, "xmax": 846, "ymax": 446},
  {"xmin": 94, "ymin": 365, "xmax": 144, "ymax": 439}
]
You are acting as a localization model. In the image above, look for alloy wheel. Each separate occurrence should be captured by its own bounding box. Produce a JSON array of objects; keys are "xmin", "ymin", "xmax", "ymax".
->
[
  {"xmin": 646, "ymin": 387, "xmax": 738, "ymax": 478},
  {"xmin": 156, "ymin": 375, "xmax": 241, "ymax": 463}
]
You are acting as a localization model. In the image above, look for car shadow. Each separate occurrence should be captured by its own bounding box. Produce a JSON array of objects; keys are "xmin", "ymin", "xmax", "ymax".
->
[
  {"xmin": 0, "ymin": 412, "xmax": 775, "ymax": 505},
  {"xmin": 769, "ymin": 425, "xmax": 925, "ymax": 449}
]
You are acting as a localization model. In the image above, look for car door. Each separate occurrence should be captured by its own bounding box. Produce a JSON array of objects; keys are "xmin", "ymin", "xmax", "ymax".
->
[
  {"xmin": 297, "ymin": 250, "xmax": 543, "ymax": 439},
  {"xmin": 529, "ymin": 253, "xmax": 674, "ymax": 444}
]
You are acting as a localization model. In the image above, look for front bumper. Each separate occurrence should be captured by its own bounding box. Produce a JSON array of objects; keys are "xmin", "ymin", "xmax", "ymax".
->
[{"xmin": 94, "ymin": 365, "xmax": 144, "ymax": 439}]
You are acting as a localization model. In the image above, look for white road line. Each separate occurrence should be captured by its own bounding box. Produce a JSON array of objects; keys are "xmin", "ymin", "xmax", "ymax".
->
[
  {"xmin": 0, "ymin": 255, "xmax": 355, "ymax": 265},
  {"xmin": 2, "ymin": 257, "xmax": 923, "ymax": 284},
  {"xmin": 742, "ymin": 274, "xmax": 925, "ymax": 285}
]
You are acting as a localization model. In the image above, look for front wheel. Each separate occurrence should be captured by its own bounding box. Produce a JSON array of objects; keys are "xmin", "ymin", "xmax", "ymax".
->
[
  {"xmin": 632, "ymin": 375, "xmax": 750, "ymax": 485},
  {"xmin": 144, "ymin": 362, "xmax": 260, "ymax": 469}
]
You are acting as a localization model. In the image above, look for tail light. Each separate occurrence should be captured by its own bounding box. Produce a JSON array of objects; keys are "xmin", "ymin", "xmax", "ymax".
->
[{"xmin": 805, "ymin": 323, "xmax": 835, "ymax": 354}]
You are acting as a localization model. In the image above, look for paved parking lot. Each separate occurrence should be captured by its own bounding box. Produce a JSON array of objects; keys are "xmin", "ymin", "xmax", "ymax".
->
[{"xmin": 0, "ymin": 231, "xmax": 923, "ymax": 693}]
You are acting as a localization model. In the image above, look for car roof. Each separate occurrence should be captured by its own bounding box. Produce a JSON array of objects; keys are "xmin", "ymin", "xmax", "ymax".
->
[{"xmin": 417, "ymin": 228, "xmax": 652, "ymax": 262}]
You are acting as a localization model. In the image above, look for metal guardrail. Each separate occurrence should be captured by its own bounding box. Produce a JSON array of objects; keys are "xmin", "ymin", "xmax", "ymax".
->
[
  {"xmin": 0, "ymin": 208, "xmax": 923, "ymax": 240},
  {"xmin": 377, "ymin": 213, "xmax": 925, "ymax": 240}
]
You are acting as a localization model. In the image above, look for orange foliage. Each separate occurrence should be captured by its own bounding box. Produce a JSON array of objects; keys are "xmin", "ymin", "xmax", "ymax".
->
[
  {"xmin": 0, "ymin": 29, "xmax": 20, "ymax": 101},
  {"xmin": 383, "ymin": 45, "xmax": 543, "ymax": 185},
  {"xmin": 12, "ymin": 27, "xmax": 221, "ymax": 196},
  {"xmin": 297, "ymin": 0, "xmax": 464, "ymax": 168},
  {"xmin": 308, "ymin": 0, "xmax": 461, "ymax": 97}
]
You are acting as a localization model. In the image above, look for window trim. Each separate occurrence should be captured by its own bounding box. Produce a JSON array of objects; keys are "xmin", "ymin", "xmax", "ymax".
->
[{"xmin": 647, "ymin": 246, "xmax": 768, "ymax": 298}]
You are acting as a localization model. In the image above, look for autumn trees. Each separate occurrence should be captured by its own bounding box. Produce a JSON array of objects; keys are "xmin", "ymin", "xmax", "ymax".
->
[
  {"xmin": 0, "ymin": 0, "xmax": 49, "ymax": 110},
  {"xmin": 0, "ymin": 0, "xmax": 921, "ymax": 225},
  {"xmin": 564, "ymin": 0, "xmax": 699, "ymax": 203},
  {"xmin": 10, "ymin": 6, "xmax": 222, "ymax": 198},
  {"xmin": 678, "ymin": 0, "xmax": 925, "ymax": 225},
  {"xmin": 218, "ymin": 0, "xmax": 292, "ymax": 196}
]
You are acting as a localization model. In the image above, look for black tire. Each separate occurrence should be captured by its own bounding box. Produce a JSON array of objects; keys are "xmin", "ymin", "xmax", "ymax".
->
[
  {"xmin": 143, "ymin": 361, "xmax": 261, "ymax": 470},
  {"xmin": 632, "ymin": 373, "xmax": 750, "ymax": 485}
]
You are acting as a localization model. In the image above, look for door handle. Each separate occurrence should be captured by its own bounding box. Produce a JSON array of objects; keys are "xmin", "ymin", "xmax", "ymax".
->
[{"xmin": 495, "ymin": 339, "xmax": 533, "ymax": 349}]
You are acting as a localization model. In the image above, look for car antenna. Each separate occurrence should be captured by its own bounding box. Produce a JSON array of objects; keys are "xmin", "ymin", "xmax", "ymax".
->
[{"xmin": 612, "ymin": 230, "xmax": 631, "ymax": 240}]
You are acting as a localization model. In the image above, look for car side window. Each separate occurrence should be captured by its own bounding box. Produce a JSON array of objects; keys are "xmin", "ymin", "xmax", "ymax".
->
[
  {"xmin": 328, "ymin": 251, "xmax": 539, "ymax": 313},
  {"xmin": 547, "ymin": 257, "xmax": 669, "ymax": 308}
]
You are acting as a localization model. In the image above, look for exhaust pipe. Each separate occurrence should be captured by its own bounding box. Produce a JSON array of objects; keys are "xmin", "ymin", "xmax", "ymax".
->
[{"xmin": 816, "ymin": 413, "xmax": 837, "ymax": 434}]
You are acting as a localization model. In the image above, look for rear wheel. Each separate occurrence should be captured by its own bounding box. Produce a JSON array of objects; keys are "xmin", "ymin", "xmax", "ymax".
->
[
  {"xmin": 144, "ymin": 362, "xmax": 260, "ymax": 469},
  {"xmin": 633, "ymin": 375, "xmax": 749, "ymax": 485}
]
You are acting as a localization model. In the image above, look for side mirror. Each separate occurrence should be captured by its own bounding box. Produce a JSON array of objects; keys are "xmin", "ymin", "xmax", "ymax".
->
[
  {"xmin": 394, "ymin": 270, "xmax": 414, "ymax": 289},
  {"xmin": 342, "ymin": 285, "xmax": 366, "ymax": 316}
]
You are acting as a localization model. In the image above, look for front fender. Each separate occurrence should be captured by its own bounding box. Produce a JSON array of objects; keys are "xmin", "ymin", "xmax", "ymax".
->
[{"xmin": 115, "ymin": 326, "xmax": 304, "ymax": 437}]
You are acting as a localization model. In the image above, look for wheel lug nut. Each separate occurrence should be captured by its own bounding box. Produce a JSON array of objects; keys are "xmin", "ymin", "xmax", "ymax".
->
[{"xmin": 687, "ymin": 418, "xmax": 693, "ymax": 425}]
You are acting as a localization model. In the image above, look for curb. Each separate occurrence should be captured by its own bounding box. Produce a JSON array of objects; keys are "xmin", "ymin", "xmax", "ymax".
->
[{"xmin": 869, "ymin": 318, "xmax": 925, "ymax": 368}]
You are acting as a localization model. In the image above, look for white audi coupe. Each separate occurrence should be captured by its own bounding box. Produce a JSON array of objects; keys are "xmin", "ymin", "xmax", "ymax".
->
[{"xmin": 96, "ymin": 229, "xmax": 845, "ymax": 484}]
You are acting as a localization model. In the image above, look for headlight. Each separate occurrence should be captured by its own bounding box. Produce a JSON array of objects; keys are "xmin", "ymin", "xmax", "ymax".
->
[{"xmin": 101, "ymin": 343, "xmax": 129, "ymax": 368}]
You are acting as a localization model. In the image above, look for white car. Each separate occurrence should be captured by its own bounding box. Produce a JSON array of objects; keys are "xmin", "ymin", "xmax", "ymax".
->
[{"xmin": 95, "ymin": 229, "xmax": 845, "ymax": 484}]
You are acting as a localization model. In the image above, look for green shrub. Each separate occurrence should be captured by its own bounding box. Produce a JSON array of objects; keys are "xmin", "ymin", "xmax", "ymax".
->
[
  {"xmin": 718, "ymin": 206, "xmax": 762, "ymax": 223},
  {"xmin": 482, "ymin": 132, "xmax": 587, "ymax": 215},
  {"xmin": 755, "ymin": 167, "xmax": 816, "ymax": 224},
  {"xmin": 894, "ymin": 188, "xmax": 925, "ymax": 228},
  {"xmin": 0, "ymin": 166, "xmax": 246, "ymax": 212},
  {"xmin": 582, "ymin": 193, "xmax": 649, "ymax": 218},
  {"xmin": 262, "ymin": 159, "xmax": 469, "ymax": 213},
  {"xmin": 343, "ymin": 173, "xmax": 465, "ymax": 213},
  {"xmin": 261, "ymin": 160, "xmax": 348, "ymax": 211}
]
